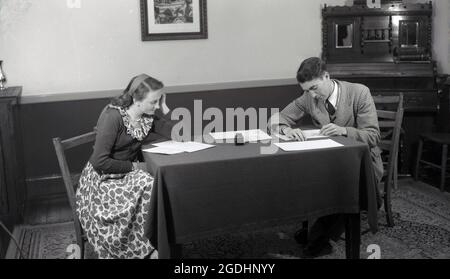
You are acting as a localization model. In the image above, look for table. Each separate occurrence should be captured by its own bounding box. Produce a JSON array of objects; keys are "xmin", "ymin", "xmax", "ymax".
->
[{"xmin": 143, "ymin": 136, "xmax": 378, "ymax": 259}]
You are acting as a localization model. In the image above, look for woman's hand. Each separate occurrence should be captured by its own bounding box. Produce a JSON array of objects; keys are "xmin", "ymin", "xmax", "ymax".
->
[{"xmin": 160, "ymin": 93, "xmax": 170, "ymax": 115}]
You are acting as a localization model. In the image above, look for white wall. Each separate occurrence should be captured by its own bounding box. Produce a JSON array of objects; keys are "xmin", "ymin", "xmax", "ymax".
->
[
  {"xmin": 0, "ymin": 0, "xmax": 448, "ymax": 96},
  {"xmin": 0, "ymin": 0, "xmax": 347, "ymax": 95},
  {"xmin": 433, "ymin": 0, "xmax": 450, "ymax": 74}
]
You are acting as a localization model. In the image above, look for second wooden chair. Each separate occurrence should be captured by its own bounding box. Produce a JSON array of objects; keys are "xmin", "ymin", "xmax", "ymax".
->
[
  {"xmin": 373, "ymin": 94, "xmax": 404, "ymax": 227},
  {"xmin": 52, "ymin": 131, "xmax": 97, "ymax": 259}
]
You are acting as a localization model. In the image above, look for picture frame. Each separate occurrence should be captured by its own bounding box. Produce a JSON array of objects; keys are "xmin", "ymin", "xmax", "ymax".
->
[{"xmin": 140, "ymin": 0, "xmax": 208, "ymax": 41}]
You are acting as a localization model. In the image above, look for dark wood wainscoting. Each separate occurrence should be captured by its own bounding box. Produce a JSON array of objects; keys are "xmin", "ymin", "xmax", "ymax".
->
[{"xmin": 20, "ymin": 85, "xmax": 300, "ymax": 199}]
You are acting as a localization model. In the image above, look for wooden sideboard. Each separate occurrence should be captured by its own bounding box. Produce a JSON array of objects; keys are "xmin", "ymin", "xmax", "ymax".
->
[
  {"xmin": 322, "ymin": 1, "xmax": 439, "ymax": 174},
  {"xmin": 0, "ymin": 87, "xmax": 26, "ymax": 258}
]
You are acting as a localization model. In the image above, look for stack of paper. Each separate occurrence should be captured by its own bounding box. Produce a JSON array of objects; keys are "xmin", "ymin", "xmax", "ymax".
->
[
  {"xmin": 302, "ymin": 129, "xmax": 328, "ymax": 139},
  {"xmin": 274, "ymin": 139, "xmax": 343, "ymax": 152},
  {"xmin": 209, "ymin": 129, "xmax": 272, "ymax": 142},
  {"xmin": 143, "ymin": 141, "xmax": 215, "ymax": 155}
]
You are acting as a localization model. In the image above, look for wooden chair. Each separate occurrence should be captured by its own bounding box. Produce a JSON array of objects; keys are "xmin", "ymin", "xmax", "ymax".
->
[
  {"xmin": 414, "ymin": 133, "xmax": 450, "ymax": 192},
  {"xmin": 52, "ymin": 131, "xmax": 97, "ymax": 259},
  {"xmin": 373, "ymin": 94, "xmax": 404, "ymax": 227}
]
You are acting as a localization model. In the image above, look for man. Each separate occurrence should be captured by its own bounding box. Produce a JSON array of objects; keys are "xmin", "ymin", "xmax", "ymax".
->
[{"xmin": 268, "ymin": 57, "xmax": 383, "ymax": 258}]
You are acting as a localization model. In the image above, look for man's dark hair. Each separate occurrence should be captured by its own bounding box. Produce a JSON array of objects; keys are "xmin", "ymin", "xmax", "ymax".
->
[{"xmin": 296, "ymin": 57, "xmax": 327, "ymax": 83}]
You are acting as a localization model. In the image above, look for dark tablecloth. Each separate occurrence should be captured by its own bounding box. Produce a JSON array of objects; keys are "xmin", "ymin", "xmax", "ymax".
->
[{"xmin": 143, "ymin": 136, "xmax": 378, "ymax": 258}]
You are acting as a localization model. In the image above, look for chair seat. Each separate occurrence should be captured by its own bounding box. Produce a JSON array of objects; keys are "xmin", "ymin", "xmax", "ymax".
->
[{"xmin": 420, "ymin": 133, "xmax": 450, "ymax": 145}]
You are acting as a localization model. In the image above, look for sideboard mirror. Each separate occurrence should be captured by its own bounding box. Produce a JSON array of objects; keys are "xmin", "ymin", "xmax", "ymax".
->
[
  {"xmin": 336, "ymin": 23, "xmax": 353, "ymax": 48},
  {"xmin": 322, "ymin": 1, "xmax": 438, "ymax": 176},
  {"xmin": 400, "ymin": 20, "xmax": 419, "ymax": 48}
]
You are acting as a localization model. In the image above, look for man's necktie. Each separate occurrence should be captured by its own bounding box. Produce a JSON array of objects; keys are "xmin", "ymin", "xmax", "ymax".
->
[
  {"xmin": 325, "ymin": 99, "xmax": 336, "ymax": 122},
  {"xmin": 326, "ymin": 99, "xmax": 336, "ymax": 115}
]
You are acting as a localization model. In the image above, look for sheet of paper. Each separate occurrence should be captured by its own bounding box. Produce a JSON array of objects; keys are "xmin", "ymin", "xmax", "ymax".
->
[
  {"xmin": 273, "ymin": 130, "xmax": 328, "ymax": 141},
  {"xmin": 153, "ymin": 141, "xmax": 215, "ymax": 153},
  {"xmin": 142, "ymin": 146, "xmax": 185, "ymax": 155},
  {"xmin": 209, "ymin": 129, "xmax": 272, "ymax": 142},
  {"xmin": 274, "ymin": 139, "xmax": 343, "ymax": 152}
]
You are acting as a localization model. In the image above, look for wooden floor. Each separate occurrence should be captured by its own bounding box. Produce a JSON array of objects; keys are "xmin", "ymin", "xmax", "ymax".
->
[
  {"xmin": 22, "ymin": 177, "xmax": 449, "ymax": 226},
  {"xmin": 24, "ymin": 194, "xmax": 73, "ymax": 225}
]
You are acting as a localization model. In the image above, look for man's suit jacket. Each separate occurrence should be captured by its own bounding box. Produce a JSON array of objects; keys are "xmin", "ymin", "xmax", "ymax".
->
[{"xmin": 269, "ymin": 80, "xmax": 384, "ymax": 183}]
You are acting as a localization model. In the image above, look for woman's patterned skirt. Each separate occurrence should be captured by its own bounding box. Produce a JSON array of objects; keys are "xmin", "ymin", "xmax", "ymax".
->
[{"xmin": 75, "ymin": 162, "xmax": 155, "ymax": 259}]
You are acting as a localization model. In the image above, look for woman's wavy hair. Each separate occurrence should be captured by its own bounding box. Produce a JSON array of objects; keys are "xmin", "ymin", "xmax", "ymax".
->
[{"xmin": 111, "ymin": 74, "xmax": 164, "ymax": 108}]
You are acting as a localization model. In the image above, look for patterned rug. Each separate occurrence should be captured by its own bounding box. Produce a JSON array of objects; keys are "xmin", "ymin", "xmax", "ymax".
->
[{"xmin": 7, "ymin": 179, "xmax": 450, "ymax": 259}]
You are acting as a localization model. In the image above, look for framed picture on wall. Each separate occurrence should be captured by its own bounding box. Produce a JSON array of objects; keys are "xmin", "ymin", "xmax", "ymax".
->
[{"xmin": 140, "ymin": 0, "xmax": 208, "ymax": 41}]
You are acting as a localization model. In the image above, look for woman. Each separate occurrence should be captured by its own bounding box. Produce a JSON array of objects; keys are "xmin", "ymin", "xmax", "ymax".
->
[{"xmin": 75, "ymin": 74, "xmax": 176, "ymax": 259}]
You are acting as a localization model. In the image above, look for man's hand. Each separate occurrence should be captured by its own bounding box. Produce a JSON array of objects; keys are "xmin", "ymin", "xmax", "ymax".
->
[
  {"xmin": 282, "ymin": 127, "xmax": 306, "ymax": 141},
  {"xmin": 320, "ymin": 124, "xmax": 347, "ymax": 136}
]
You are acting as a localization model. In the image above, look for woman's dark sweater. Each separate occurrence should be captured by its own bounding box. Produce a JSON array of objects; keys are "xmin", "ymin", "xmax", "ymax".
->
[{"xmin": 89, "ymin": 106, "xmax": 174, "ymax": 174}]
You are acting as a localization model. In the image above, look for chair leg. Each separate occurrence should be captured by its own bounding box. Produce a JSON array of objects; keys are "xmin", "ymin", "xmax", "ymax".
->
[
  {"xmin": 80, "ymin": 239, "xmax": 85, "ymax": 259},
  {"xmin": 414, "ymin": 138, "xmax": 424, "ymax": 181},
  {"xmin": 384, "ymin": 181, "xmax": 395, "ymax": 227},
  {"xmin": 441, "ymin": 144, "xmax": 448, "ymax": 192},
  {"xmin": 170, "ymin": 244, "xmax": 183, "ymax": 259},
  {"xmin": 74, "ymin": 221, "xmax": 85, "ymax": 259},
  {"xmin": 393, "ymin": 154, "xmax": 398, "ymax": 190}
]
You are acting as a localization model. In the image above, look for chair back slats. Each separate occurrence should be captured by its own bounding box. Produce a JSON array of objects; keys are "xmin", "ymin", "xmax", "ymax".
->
[
  {"xmin": 376, "ymin": 110, "xmax": 397, "ymax": 120},
  {"xmin": 379, "ymin": 140, "xmax": 391, "ymax": 151},
  {"xmin": 53, "ymin": 137, "xmax": 77, "ymax": 212},
  {"xmin": 61, "ymin": 131, "xmax": 97, "ymax": 150},
  {"xmin": 373, "ymin": 94, "xmax": 404, "ymax": 170},
  {"xmin": 378, "ymin": 121, "xmax": 396, "ymax": 128},
  {"xmin": 372, "ymin": 95, "xmax": 401, "ymax": 104},
  {"xmin": 52, "ymin": 130, "xmax": 96, "ymax": 258}
]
